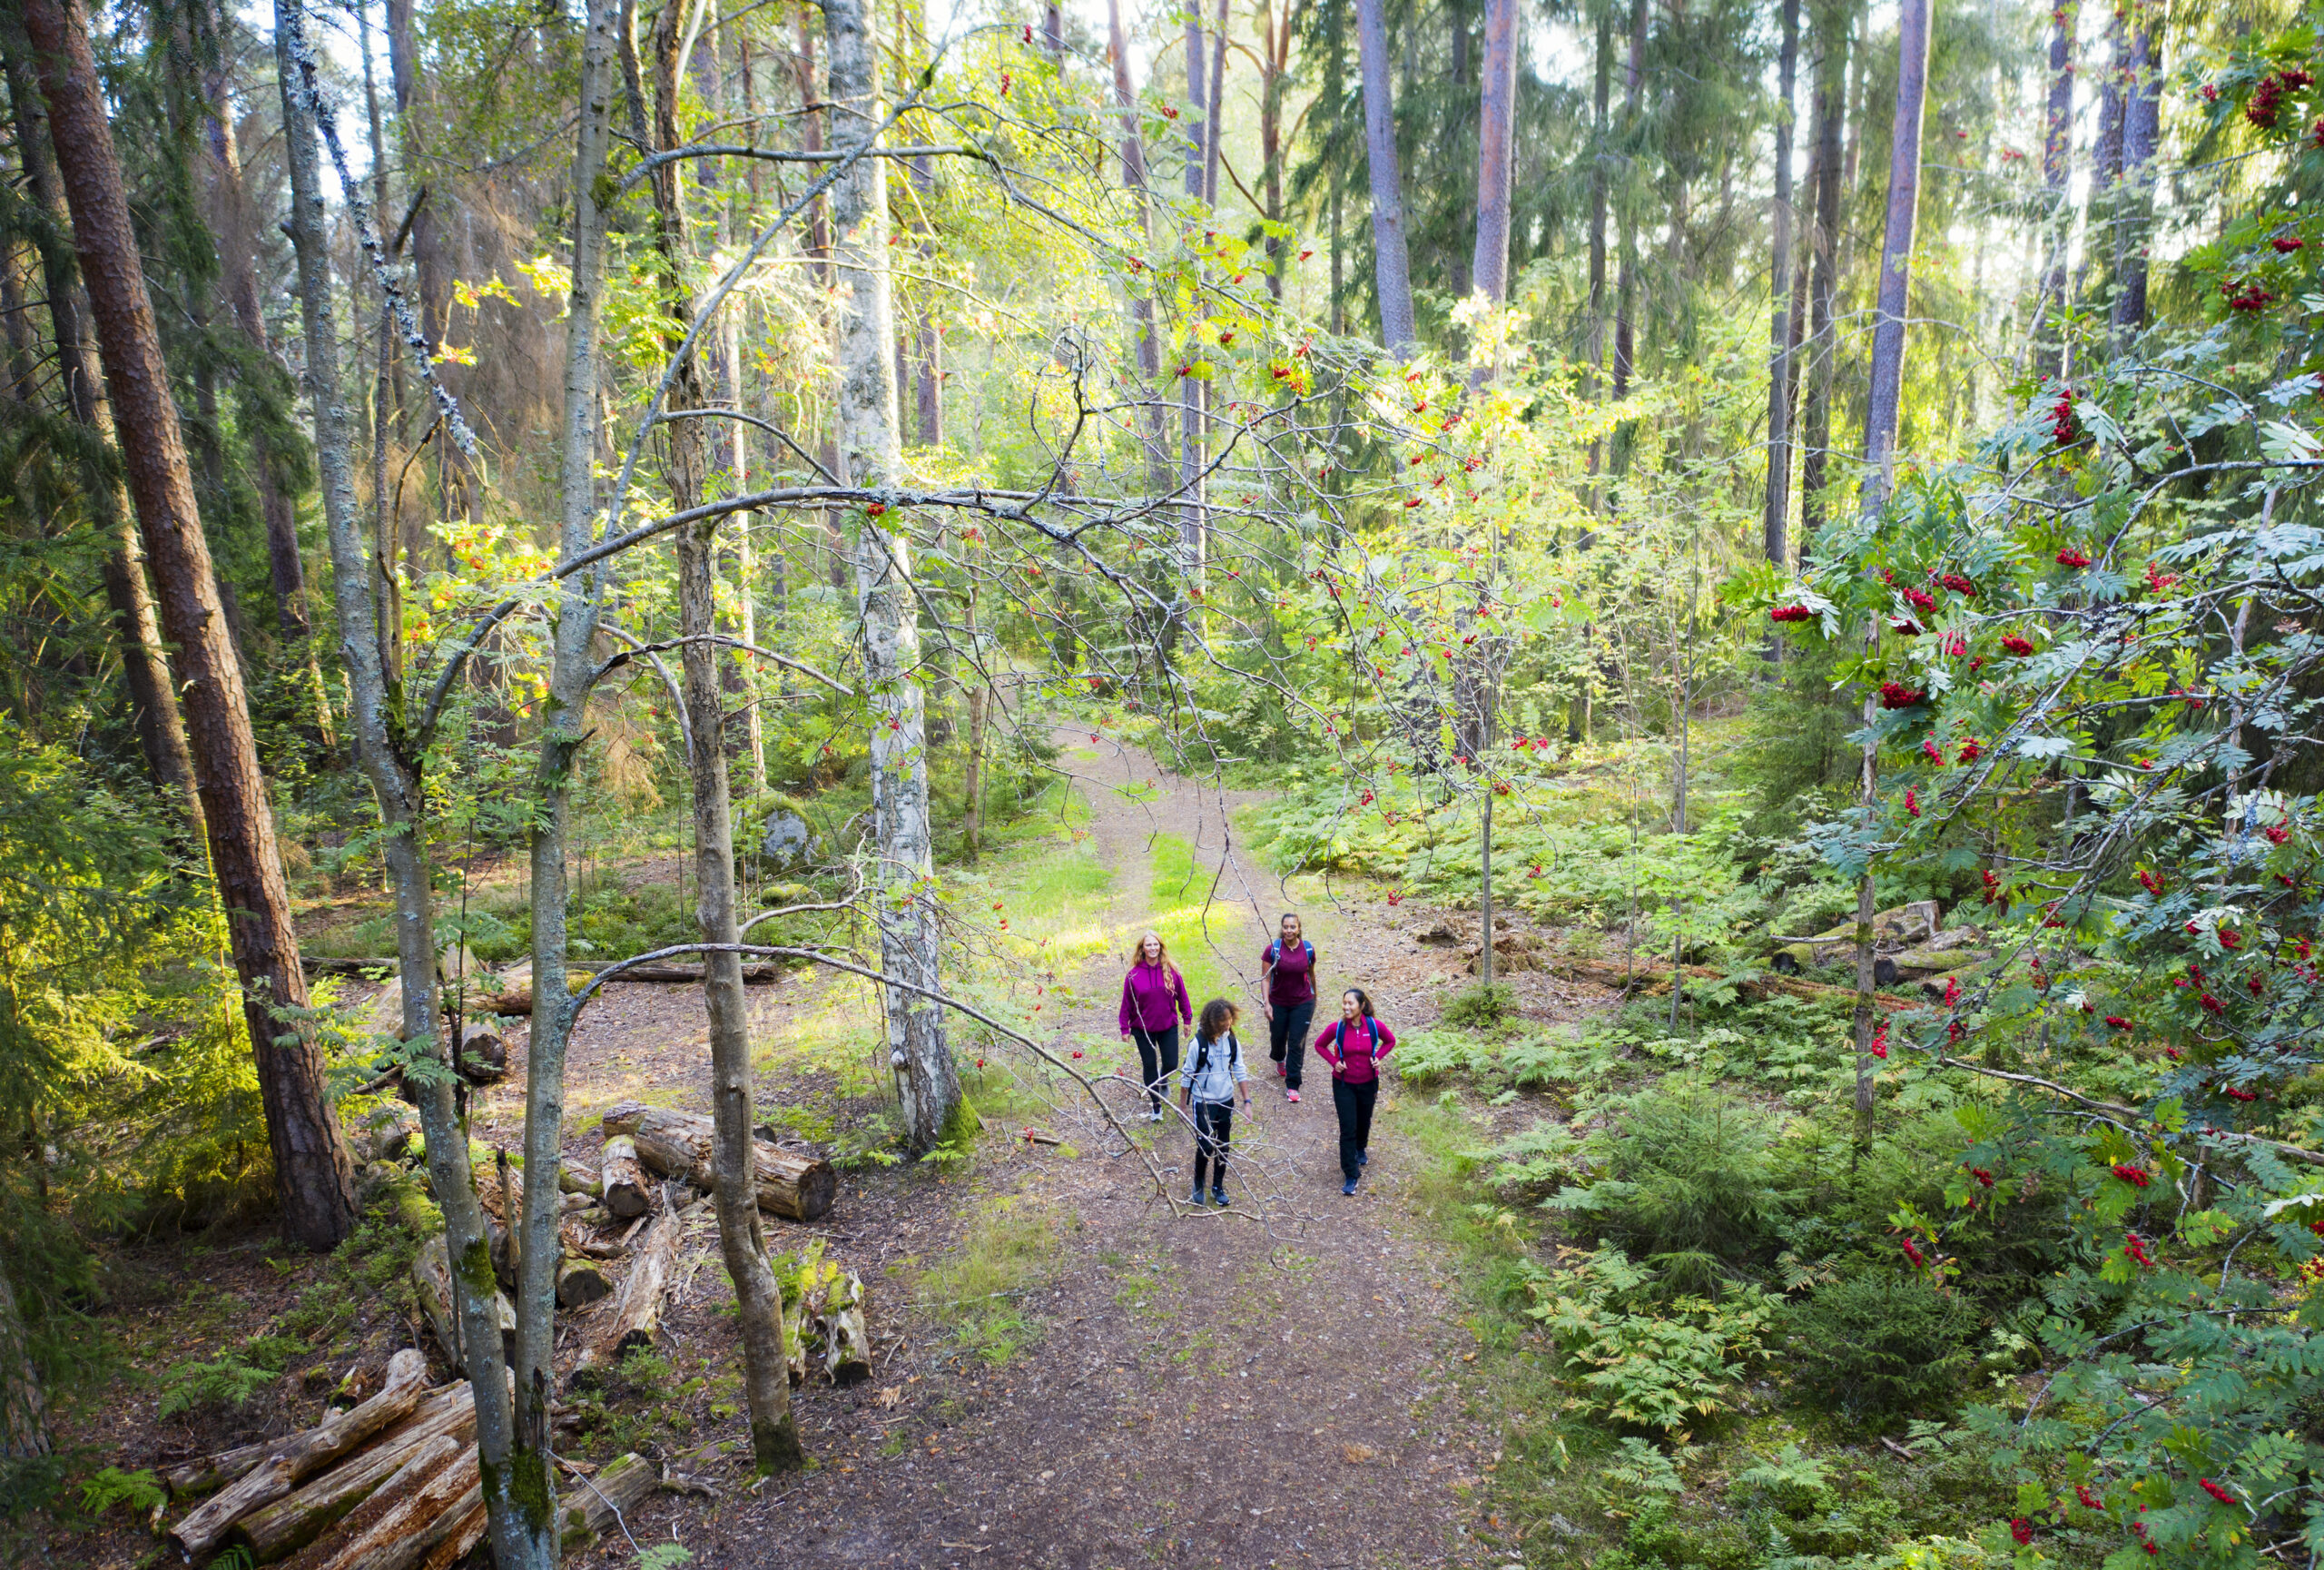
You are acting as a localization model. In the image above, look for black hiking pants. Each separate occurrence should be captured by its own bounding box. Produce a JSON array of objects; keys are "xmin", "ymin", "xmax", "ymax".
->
[
  {"xmin": 1192, "ymin": 1101, "xmax": 1236, "ymax": 1191},
  {"xmin": 1268, "ymin": 999, "xmax": 1315, "ymax": 1090},
  {"xmin": 1333, "ymin": 1077, "xmax": 1379, "ymax": 1183},
  {"xmin": 1131, "ymin": 1024, "xmax": 1180, "ymax": 1114}
]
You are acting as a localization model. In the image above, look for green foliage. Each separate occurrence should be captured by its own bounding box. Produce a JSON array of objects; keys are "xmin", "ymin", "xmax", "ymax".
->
[
  {"xmin": 76, "ymin": 1467, "xmax": 164, "ymax": 1518},
  {"xmin": 914, "ymin": 1196, "xmax": 1067, "ymax": 1368},
  {"xmin": 1554, "ymin": 1083, "xmax": 1784, "ymax": 1291},
  {"xmin": 1441, "ymin": 982, "xmax": 1516, "ymax": 1028},
  {"xmin": 1520, "ymin": 1247, "xmax": 1774, "ymax": 1433},
  {"xmin": 155, "ymin": 1348, "xmax": 281, "ymax": 1419},
  {"xmin": 1785, "ymin": 1273, "xmax": 1980, "ymax": 1425}
]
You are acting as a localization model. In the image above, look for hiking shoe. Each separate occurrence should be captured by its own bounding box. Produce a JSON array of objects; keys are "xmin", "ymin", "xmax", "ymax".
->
[
  {"xmin": 1342, "ymin": 1179, "xmax": 1359, "ymax": 1196},
  {"xmin": 1211, "ymin": 1187, "xmax": 1228, "ymax": 1208},
  {"xmin": 1359, "ymin": 1150, "xmax": 1369, "ymax": 1167},
  {"xmin": 1189, "ymin": 1184, "xmax": 1206, "ymax": 1206},
  {"xmin": 1285, "ymin": 1089, "xmax": 1301, "ymax": 1103},
  {"xmin": 1148, "ymin": 1109, "xmax": 1165, "ymax": 1124},
  {"xmin": 1275, "ymin": 1060, "xmax": 1285, "ymax": 1078}
]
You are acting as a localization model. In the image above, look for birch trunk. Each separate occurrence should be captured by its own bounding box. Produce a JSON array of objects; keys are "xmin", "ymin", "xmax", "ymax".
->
[
  {"xmin": 1353, "ymin": 0, "xmax": 1417, "ymax": 354},
  {"xmin": 271, "ymin": 0, "xmax": 527, "ymax": 1548},
  {"xmin": 25, "ymin": 0, "xmax": 356, "ymax": 1249},
  {"xmin": 492, "ymin": 7, "xmax": 626, "ymax": 1565},
  {"xmin": 827, "ymin": 0, "xmax": 959, "ymax": 1154},
  {"xmin": 647, "ymin": 7, "xmax": 805, "ymax": 1472}
]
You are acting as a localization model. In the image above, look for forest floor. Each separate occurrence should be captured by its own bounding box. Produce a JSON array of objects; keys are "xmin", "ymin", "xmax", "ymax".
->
[{"xmin": 41, "ymin": 735, "xmax": 1626, "ymax": 1570}]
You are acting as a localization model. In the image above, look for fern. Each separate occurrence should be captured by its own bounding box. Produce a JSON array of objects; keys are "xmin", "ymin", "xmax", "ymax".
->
[
  {"xmin": 78, "ymin": 1466, "xmax": 165, "ymax": 1518},
  {"xmin": 156, "ymin": 1351, "xmax": 278, "ymax": 1418}
]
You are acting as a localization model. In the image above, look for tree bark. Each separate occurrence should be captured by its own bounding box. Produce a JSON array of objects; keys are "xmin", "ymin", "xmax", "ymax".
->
[
  {"xmin": 2111, "ymin": 5, "xmax": 2162, "ymax": 335},
  {"xmin": 231, "ymin": 1383, "xmax": 479, "ymax": 1564},
  {"xmin": 0, "ymin": 1259, "xmax": 44, "ymax": 1460},
  {"xmin": 0, "ymin": 15, "xmax": 200, "ymax": 821},
  {"xmin": 1797, "ymin": 6, "xmax": 1845, "ymax": 554},
  {"xmin": 1470, "ymin": 0, "xmax": 1518, "ymax": 366},
  {"xmin": 25, "ymin": 0, "xmax": 355, "ymax": 1250},
  {"xmin": 1859, "ymin": 0, "xmax": 1930, "ymax": 517},
  {"xmin": 1610, "ymin": 0, "xmax": 1647, "ymax": 400},
  {"xmin": 2033, "ymin": 5, "xmax": 2073, "ymax": 384},
  {"xmin": 645, "ymin": 9, "xmax": 805, "ymax": 1470},
  {"xmin": 289, "ymin": 1438, "xmax": 479, "ymax": 1570},
  {"xmin": 1352, "ymin": 0, "xmax": 1417, "ymax": 354},
  {"xmin": 1761, "ymin": 0, "xmax": 1798, "ymax": 568},
  {"xmin": 598, "ymin": 1134, "xmax": 650, "ymax": 1218},
  {"xmin": 1105, "ymin": 0, "xmax": 1172, "ymax": 504},
  {"xmin": 827, "ymin": 0, "xmax": 959, "ymax": 1156}
]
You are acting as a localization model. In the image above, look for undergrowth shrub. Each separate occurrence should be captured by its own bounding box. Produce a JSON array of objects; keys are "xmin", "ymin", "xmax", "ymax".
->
[
  {"xmin": 1442, "ymin": 982, "xmax": 1516, "ymax": 1029},
  {"xmin": 1785, "ymin": 1271, "xmax": 1979, "ymax": 1424},
  {"xmin": 1520, "ymin": 1247, "xmax": 1773, "ymax": 1433},
  {"xmin": 1556, "ymin": 1083, "xmax": 1784, "ymax": 1292}
]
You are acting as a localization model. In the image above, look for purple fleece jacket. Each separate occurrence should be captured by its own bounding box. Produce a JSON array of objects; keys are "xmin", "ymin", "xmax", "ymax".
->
[{"xmin": 1118, "ymin": 960, "xmax": 1193, "ymax": 1035}]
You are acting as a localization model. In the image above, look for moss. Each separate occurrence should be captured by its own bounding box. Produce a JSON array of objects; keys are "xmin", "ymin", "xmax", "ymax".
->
[
  {"xmin": 940, "ymin": 1093, "xmax": 984, "ymax": 1146},
  {"xmin": 483, "ymin": 1447, "xmax": 558, "ymax": 1535},
  {"xmin": 458, "ymin": 1236, "xmax": 497, "ymax": 1299},
  {"xmin": 751, "ymin": 1413, "xmax": 807, "ymax": 1475}
]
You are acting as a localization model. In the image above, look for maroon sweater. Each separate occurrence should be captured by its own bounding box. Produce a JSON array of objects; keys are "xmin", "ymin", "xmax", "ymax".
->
[{"xmin": 1312, "ymin": 1017, "xmax": 1396, "ymax": 1084}]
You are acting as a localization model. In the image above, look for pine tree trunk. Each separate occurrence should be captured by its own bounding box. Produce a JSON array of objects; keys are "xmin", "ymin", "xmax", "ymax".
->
[
  {"xmin": 25, "ymin": 0, "xmax": 356, "ymax": 1251},
  {"xmin": 1610, "ymin": 0, "xmax": 1647, "ymax": 401},
  {"xmin": 647, "ymin": 7, "xmax": 804, "ymax": 1473},
  {"xmin": 1352, "ymin": 0, "xmax": 1417, "ymax": 353},
  {"xmin": 2033, "ymin": 7, "xmax": 2073, "ymax": 383},
  {"xmin": 2112, "ymin": 9, "xmax": 2162, "ymax": 335},
  {"xmin": 0, "ymin": 1259, "xmax": 46, "ymax": 1459},
  {"xmin": 271, "ymin": 0, "xmax": 528, "ymax": 1552},
  {"xmin": 1761, "ymin": 0, "xmax": 1798, "ymax": 568},
  {"xmin": 1105, "ymin": 0, "xmax": 1173, "ymax": 509},
  {"xmin": 1470, "ymin": 0, "xmax": 1518, "ymax": 314},
  {"xmin": 828, "ymin": 0, "xmax": 959, "ymax": 1155},
  {"xmin": 0, "ymin": 17, "xmax": 200, "ymax": 820},
  {"xmin": 1797, "ymin": 9, "xmax": 1845, "ymax": 554}
]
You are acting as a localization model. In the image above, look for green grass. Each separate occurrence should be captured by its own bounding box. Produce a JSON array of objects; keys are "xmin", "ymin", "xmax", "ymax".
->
[
  {"xmin": 914, "ymin": 1194, "xmax": 1070, "ymax": 1367},
  {"xmin": 1145, "ymin": 832, "xmax": 1241, "ymax": 1008}
]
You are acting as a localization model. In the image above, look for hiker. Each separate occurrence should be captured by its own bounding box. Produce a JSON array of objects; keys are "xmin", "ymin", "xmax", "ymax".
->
[
  {"xmin": 1313, "ymin": 988, "xmax": 1396, "ymax": 1195},
  {"xmin": 1178, "ymin": 998, "xmax": 1252, "ymax": 1207},
  {"xmin": 1118, "ymin": 930, "xmax": 1193, "ymax": 1121},
  {"xmin": 1257, "ymin": 913, "xmax": 1317, "ymax": 1104}
]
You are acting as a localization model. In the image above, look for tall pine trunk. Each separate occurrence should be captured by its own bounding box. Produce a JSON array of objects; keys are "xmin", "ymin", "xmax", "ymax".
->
[
  {"xmin": 1471, "ymin": 0, "xmax": 1518, "ymax": 312},
  {"xmin": 0, "ymin": 19, "xmax": 199, "ymax": 820},
  {"xmin": 1353, "ymin": 0, "xmax": 1417, "ymax": 353},
  {"xmin": 2033, "ymin": 7, "xmax": 2073, "ymax": 382},
  {"xmin": 25, "ymin": 0, "xmax": 356, "ymax": 1250},
  {"xmin": 2112, "ymin": 9, "xmax": 2162, "ymax": 335},
  {"xmin": 1761, "ymin": 0, "xmax": 1799, "ymax": 568},
  {"xmin": 273, "ymin": 0, "xmax": 519, "ymax": 1545},
  {"xmin": 1797, "ymin": 7, "xmax": 1845, "ymax": 555},
  {"xmin": 646, "ymin": 5, "xmax": 805, "ymax": 1472},
  {"xmin": 1850, "ymin": 0, "xmax": 1931, "ymax": 1147},
  {"xmin": 828, "ymin": 0, "xmax": 959, "ymax": 1154}
]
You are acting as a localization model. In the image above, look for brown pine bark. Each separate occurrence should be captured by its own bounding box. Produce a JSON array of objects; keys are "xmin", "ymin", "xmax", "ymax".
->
[
  {"xmin": 1797, "ymin": 5, "xmax": 1845, "ymax": 556},
  {"xmin": 0, "ymin": 16, "xmax": 199, "ymax": 818},
  {"xmin": 1610, "ymin": 0, "xmax": 1646, "ymax": 400},
  {"xmin": 22, "ymin": 0, "xmax": 356, "ymax": 1249},
  {"xmin": 1353, "ymin": 0, "xmax": 1417, "ymax": 352},
  {"xmin": 1761, "ymin": 0, "xmax": 1799, "ymax": 568},
  {"xmin": 2033, "ymin": 5, "xmax": 2073, "ymax": 382}
]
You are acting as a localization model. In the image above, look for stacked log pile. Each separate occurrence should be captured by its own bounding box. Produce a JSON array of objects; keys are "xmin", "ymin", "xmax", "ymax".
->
[
  {"xmin": 156, "ymin": 1347, "xmax": 651, "ymax": 1567},
  {"xmin": 598, "ymin": 1100, "xmax": 837, "ymax": 1221}
]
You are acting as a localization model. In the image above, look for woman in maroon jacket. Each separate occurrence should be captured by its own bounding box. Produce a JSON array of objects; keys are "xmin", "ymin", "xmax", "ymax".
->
[
  {"xmin": 1257, "ymin": 913, "xmax": 1317, "ymax": 1102},
  {"xmin": 1118, "ymin": 931, "xmax": 1193, "ymax": 1121},
  {"xmin": 1313, "ymin": 988, "xmax": 1395, "ymax": 1195}
]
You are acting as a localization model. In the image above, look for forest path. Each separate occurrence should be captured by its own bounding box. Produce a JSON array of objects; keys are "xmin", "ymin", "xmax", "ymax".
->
[{"xmin": 703, "ymin": 736, "xmax": 1507, "ymax": 1570}]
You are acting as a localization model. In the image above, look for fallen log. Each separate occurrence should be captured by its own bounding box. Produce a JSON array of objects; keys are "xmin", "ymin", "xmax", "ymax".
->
[
  {"xmin": 410, "ymin": 1235, "xmax": 515, "ymax": 1375},
  {"xmin": 820, "ymin": 1269, "xmax": 872, "ymax": 1386},
  {"xmin": 554, "ymin": 1451, "xmax": 653, "ymax": 1555},
  {"xmin": 600, "ymin": 1100, "xmax": 837, "ymax": 1221},
  {"xmin": 415, "ymin": 1498, "xmax": 487, "ymax": 1570},
  {"xmin": 556, "ymin": 1254, "xmax": 615, "ymax": 1308},
  {"xmin": 285, "ymin": 1438, "xmax": 480, "ymax": 1570},
  {"xmin": 275, "ymin": 1432, "xmax": 457, "ymax": 1570},
  {"xmin": 568, "ymin": 1202, "xmax": 694, "ymax": 1387},
  {"xmin": 598, "ymin": 1135, "xmax": 650, "ymax": 1219},
  {"xmin": 1548, "ymin": 953, "xmax": 1924, "ymax": 1012},
  {"xmin": 231, "ymin": 1382, "xmax": 478, "ymax": 1563},
  {"xmin": 557, "ymin": 1160, "xmax": 602, "ymax": 1199},
  {"xmin": 165, "ymin": 1349, "xmax": 429, "ymax": 1559},
  {"xmin": 455, "ymin": 1022, "xmax": 507, "ymax": 1085}
]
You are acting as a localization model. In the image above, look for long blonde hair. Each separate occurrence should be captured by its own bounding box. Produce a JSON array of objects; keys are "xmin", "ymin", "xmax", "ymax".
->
[{"xmin": 1132, "ymin": 930, "xmax": 1173, "ymax": 972}]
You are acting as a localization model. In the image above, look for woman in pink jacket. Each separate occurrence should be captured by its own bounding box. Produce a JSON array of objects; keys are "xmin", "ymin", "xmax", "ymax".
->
[
  {"xmin": 1118, "ymin": 931, "xmax": 1193, "ymax": 1121},
  {"xmin": 1313, "ymin": 988, "xmax": 1395, "ymax": 1194}
]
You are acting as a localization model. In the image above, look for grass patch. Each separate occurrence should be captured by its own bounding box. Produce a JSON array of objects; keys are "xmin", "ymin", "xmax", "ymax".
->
[
  {"xmin": 914, "ymin": 1195, "xmax": 1070, "ymax": 1368},
  {"xmin": 1145, "ymin": 832, "xmax": 1239, "ymax": 1005}
]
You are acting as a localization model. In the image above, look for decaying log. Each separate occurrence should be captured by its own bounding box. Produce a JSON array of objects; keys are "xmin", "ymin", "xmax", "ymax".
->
[
  {"xmin": 165, "ymin": 1349, "xmax": 428, "ymax": 1558},
  {"xmin": 1548, "ymin": 953, "xmax": 1924, "ymax": 1012},
  {"xmin": 455, "ymin": 1022, "xmax": 507, "ymax": 1084},
  {"xmin": 410, "ymin": 1234, "xmax": 515, "ymax": 1375},
  {"xmin": 415, "ymin": 1498, "xmax": 487, "ymax": 1570},
  {"xmin": 568, "ymin": 1202, "xmax": 694, "ymax": 1386},
  {"xmin": 819, "ymin": 1269, "xmax": 872, "ymax": 1386},
  {"xmin": 231, "ymin": 1382, "xmax": 477, "ymax": 1563},
  {"xmin": 557, "ymin": 1254, "xmax": 615, "ymax": 1308},
  {"xmin": 598, "ymin": 1134, "xmax": 649, "ymax": 1219},
  {"xmin": 274, "ymin": 1432, "xmax": 457, "ymax": 1570},
  {"xmin": 558, "ymin": 1160, "xmax": 602, "ymax": 1199},
  {"xmin": 285, "ymin": 1438, "xmax": 479, "ymax": 1570},
  {"xmin": 555, "ymin": 1451, "xmax": 653, "ymax": 1555},
  {"xmin": 600, "ymin": 1100, "xmax": 837, "ymax": 1220}
]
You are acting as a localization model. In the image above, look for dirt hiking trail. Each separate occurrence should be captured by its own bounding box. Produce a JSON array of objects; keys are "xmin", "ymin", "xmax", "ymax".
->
[{"xmin": 678, "ymin": 737, "xmax": 1514, "ymax": 1569}]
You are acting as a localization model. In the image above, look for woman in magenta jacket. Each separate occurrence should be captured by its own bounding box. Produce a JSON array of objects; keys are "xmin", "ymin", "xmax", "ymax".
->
[
  {"xmin": 1118, "ymin": 930, "xmax": 1193, "ymax": 1121},
  {"xmin": 1313, "ymin": 988, "xmax": 1395, "ymax": 1194}
]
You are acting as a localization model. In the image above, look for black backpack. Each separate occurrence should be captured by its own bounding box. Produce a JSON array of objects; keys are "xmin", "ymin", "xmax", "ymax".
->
[{"xmin": 1189, "ymin": 1030, "xmax": 1240, "ymax": 1091}]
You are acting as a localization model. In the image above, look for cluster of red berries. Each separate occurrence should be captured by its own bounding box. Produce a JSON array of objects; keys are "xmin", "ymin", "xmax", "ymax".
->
[
  {"xmin": 1981, "ymin": 869, "xmax": 2003, "ymax": 904},
  {"xmin": 2124, "ymin": 1232, "xmax": 2156, "ymax": 1267},
  {"xmin": 2223, "ymin": 279, "xmax": 2278, "ymax": 311},
  {"xmin": 2200, "ymin": 1477, "xmax": 2238, "ymax": 1506},
  {"xmin": 1941, "ymin": 573, "xmax": 1977, "ymax": 596},
  {"xmin": 1877, "ymin": 681, "xmax": 1926, "ymax": 708},
  {"xmin": 2106, "ymin": 1015, "xmax": 2133, "ymax": 1031},
  {"xmin": 2275, "ymin": 234, "xmax": 2308, "ymax": 252},
  {"xmin": 1870, "ymin": 1022, "xmax": 1889, "ymax": 1061},
  {"xmin": 1899, "ymin": 1235, "xmax": 1925, "ymax": 1266},
  {"xmin": 2143, "ymin": 561, "xmax": 2180, "ymax": 592},
  {"xmin": 2049, "ymin": 386, "xmax": 2082, "ymax": 446},
  {"xmin": 1956, "ymin": 737, "xmax": 1982, "ymax": 762},
  {"xmin": 2010, "ymin": 1518, "xmax": 2034, "ymax": 1546},
  {"xmin": 1889, "ymin": 617, "xmax": 1925, "ymax": 637},
  {"xmin": 2001, "ymin": 634, "xmax": 2036, "ymax": 656},
  {"xmin": 1903, "ymin": 587, "xmax": 1937, "ymax": 611},
  {"xmin": 2112, "ymin": 1163, "xmax": 2152, "ymax": 1188},
  {"xmin": 1904, "ymin": 788, "xmax": 1921, "ymax": 819},
  {"xmin": 1768, "ymin": 604, "xmax": 1814, "ymax": 623},
  {"xmin": 2056, "ymin": 547, "xmax": 2093, "ymax": 568},
  {"xmin": 2138, "ymin": 869, "xmax": 2164, "ymax": 894},
  {"xmin": 2246, "ymin": 68, "xmax": 2313, "ymax": 130},
  {"xmin": 1970, "ymin": 1166, "xmax": 1995, "ymax": 1188}
]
